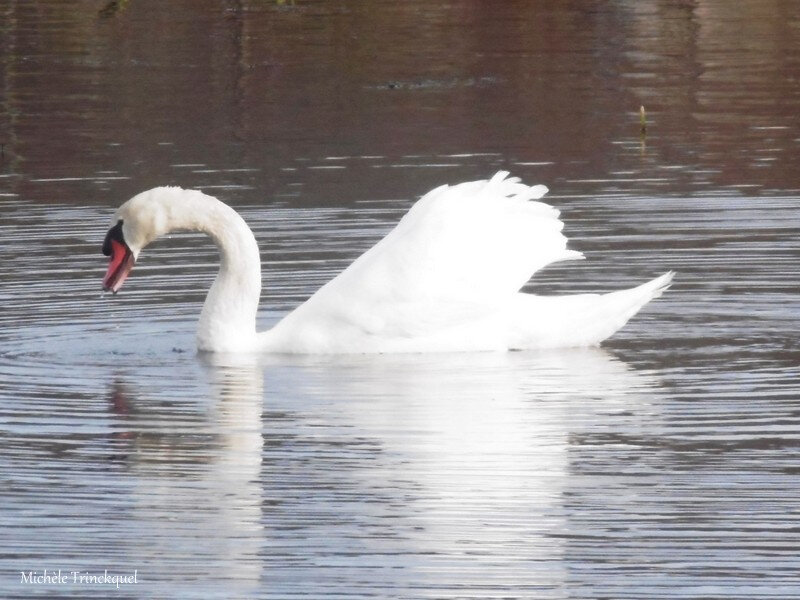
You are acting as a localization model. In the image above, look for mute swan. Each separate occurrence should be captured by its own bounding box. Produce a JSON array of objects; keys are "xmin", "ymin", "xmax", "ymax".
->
[{"xmin": 102, "ymin": 171, "xmax": 673, "ymax": 353}]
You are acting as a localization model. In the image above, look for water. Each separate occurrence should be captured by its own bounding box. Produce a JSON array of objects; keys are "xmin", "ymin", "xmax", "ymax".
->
[{"xmin": 1, "ymin": 1, "xmax": 799, "ymax": 598}]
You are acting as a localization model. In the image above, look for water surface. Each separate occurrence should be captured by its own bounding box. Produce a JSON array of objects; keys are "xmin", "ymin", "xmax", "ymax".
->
[{"xmin": 1, "ymin": 1, "xmax": 799, "ymax": 598}]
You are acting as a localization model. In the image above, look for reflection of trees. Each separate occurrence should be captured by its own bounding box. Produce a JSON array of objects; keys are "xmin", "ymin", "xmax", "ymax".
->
[
  {"xmin": 1, "ymin": 2, "xmax": 798, "ymax": 196},
  {"xmin": 622, "ymin": 2, "xmax": 799, "ymax": 190}
]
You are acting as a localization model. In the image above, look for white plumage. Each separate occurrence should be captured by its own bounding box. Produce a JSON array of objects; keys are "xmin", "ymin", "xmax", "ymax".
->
[{"xmin": 103, "ymin": 172, "xmax": 673, "ymax": 353}]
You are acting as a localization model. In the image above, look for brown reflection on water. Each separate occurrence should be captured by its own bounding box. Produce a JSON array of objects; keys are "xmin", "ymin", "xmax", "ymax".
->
[{"xmin": 2, "ymin": 0, "xmax": 799, "ymax": 205}]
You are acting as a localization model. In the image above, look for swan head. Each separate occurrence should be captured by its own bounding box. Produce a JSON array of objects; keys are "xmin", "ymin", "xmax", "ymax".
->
[{"xmin": 101, "ymin": 187, "xmax": 185, "ymax": 293}]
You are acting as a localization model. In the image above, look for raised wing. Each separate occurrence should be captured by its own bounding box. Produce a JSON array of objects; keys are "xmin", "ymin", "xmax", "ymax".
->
[{"xmin": 276, "ymin": 171, "xmax": 583, "ymax": 341}]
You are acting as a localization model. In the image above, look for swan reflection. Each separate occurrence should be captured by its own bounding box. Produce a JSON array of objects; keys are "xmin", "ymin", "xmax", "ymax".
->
[
  {"xmin": 107, "ymin": 347, "xmax": 658, "ymax": 594},
  {"xmin": 107, "ymin": 353, "xmax": 263, "ymax": 595},
  {"xmin": 255, "ymin": 347, "xmax": 658, "ymax": 593}
]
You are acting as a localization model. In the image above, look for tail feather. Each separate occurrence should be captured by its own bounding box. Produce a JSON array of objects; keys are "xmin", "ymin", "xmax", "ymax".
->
[{"xmin": 509, "ymin": 271, "xmax": 675, "ymax": 349}]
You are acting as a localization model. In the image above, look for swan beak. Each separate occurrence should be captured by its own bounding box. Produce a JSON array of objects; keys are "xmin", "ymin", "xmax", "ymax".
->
[{"xmin": 102, "ymin": 233, "xmax": 135, "ymax": 294}]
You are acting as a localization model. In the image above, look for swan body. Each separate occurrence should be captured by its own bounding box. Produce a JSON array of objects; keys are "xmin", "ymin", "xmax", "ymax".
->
[{"xmin": 102, "ymin": 172, "xmax": 673, "ymax": 353}]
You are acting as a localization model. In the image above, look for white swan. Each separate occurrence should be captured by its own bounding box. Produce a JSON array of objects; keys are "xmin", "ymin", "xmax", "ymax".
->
[{"xmin": 102, "ymin": 171, "xmax": 673, "ymax": 353}]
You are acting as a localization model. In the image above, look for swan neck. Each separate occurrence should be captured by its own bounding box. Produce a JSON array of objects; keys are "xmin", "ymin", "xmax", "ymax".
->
[{"xmin": 164, "ymin": 190, "xmax": 261, "ymax": 352}]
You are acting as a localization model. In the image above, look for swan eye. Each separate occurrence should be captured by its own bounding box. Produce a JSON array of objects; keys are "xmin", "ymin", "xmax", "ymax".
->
[{"xmin": 102, "ymin": 220, "xmax": 125, "ymax": 256}]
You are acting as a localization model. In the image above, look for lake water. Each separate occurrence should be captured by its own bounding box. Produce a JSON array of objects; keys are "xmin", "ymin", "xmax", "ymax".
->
[{"xmin": 2, "ymin": 1, "xmax": 799, "ymax": 598}]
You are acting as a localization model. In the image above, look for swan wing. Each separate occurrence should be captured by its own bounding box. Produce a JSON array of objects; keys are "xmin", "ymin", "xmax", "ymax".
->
[{"xmin": 274, "ymin": 172, "xmax": 583, "ymax": 345}]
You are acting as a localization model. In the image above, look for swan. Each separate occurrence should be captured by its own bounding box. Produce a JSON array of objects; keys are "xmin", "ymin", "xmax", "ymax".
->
[{"xmin": 101, "ymin": 171, "xmax": 673, "ymax": 353}]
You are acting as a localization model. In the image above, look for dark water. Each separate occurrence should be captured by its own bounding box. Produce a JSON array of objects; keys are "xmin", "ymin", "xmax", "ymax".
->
[{"xmin": 2, "ymin": 1, "xmax": 799, "ymax": 598}]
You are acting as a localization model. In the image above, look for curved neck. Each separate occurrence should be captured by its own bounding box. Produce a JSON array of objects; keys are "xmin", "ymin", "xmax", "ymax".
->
[{"xmin": 157, "ymin": 189, "xmax": 262, "ymax": 352}]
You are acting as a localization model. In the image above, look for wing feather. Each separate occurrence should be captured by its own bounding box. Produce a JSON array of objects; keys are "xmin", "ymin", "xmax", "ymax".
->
[{"xmin": 277, "ymin": 172, "xmax": 582, "ymax": 341}]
